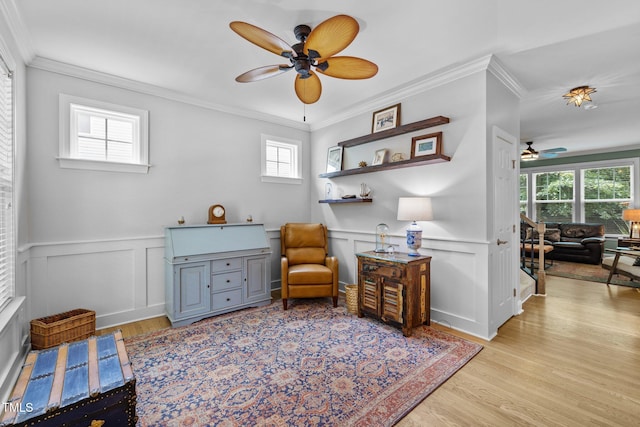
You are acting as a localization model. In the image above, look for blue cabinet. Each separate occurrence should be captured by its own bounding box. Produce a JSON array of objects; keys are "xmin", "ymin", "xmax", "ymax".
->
[{"xmin": 165, "ymin": 224, "xmax": 272, "ymax": 327}]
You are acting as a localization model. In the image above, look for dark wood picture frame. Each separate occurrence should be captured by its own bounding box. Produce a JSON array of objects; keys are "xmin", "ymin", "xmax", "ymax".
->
[
  {"xmin": 411, "ymin": 132, "xmax": 442, "ymax": 158},
  {"xmin": 372, "ymin": 103, "xmax": 401, "ymax": 133}
]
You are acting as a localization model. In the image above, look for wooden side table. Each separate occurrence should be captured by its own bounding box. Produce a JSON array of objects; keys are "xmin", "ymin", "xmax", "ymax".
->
[
  {"xmin": 617, "ymin": 237, "xmax": 640, "ymax": 249},
  {"xmin": 356, "ymin": 251, "xmax": 431, "ymax": 336}
]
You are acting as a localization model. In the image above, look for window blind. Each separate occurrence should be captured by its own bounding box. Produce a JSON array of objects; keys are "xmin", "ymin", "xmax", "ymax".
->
[{"xmin": 0, "ymin": 56, "xmax": 14, "ymax": 312}]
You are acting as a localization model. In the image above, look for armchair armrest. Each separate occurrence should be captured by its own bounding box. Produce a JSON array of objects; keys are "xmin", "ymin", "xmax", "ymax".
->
[
  {"xmin": 325, "ymin": 256, "xmax": 339, "ymax": 291},
  {"xmin": 581, "ymin": 236, "xmax": 605, "ymax": 245}
]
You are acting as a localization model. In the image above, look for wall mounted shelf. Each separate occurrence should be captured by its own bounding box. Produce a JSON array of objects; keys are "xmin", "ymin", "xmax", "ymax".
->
[
  {"xmin": 319, "ymin": 154, "xmax": 450, "ymax": 179},
  {"xmin": 338, "ymin": 116, "xmax": 450, "ymax": 148},
  {"xmin": 319, "ymin": 198, "xmax": 372, "ymax": 204},
  {"xmin": 319, "ymin": 115, "xmax": 451, "ymax": 179}
]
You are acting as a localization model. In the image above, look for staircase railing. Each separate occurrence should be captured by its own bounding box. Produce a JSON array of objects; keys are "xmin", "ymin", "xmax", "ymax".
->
[{"xmin": 520, "ymin": 214, "xmax": 547, "ymax": 294}]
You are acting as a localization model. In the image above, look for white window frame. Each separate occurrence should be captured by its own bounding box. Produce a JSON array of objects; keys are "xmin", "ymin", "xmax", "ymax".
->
[
  {"xmin": 58, "ymin": 94, "xmax": 150, "ymax": 173},
  {"xmin": 521, "ymin": 158, "xmax": 639, "ymax": 236},
  {"xmin": 260, "ymin": 134, "xmax": 302, "ymax": 184},
  {"xmin": 0, "ymin": 56, "xmax": 14, "ymax": 313}
]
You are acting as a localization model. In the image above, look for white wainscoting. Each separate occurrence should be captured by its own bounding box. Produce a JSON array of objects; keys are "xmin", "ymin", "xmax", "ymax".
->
[
  {"xmin": 23, "ymin": 228, "xmax": 493, "ymax": 340},
  {"xmin": 326, "ymin": 229, "xmax": 493, "ymax": 340},
  {"xmin": 27, "ymin": 236, "xmax": 166, "ymax": 330},
  {"xmin": 0, "ymin": 297, "xmax": 28, "ymax": 403}
]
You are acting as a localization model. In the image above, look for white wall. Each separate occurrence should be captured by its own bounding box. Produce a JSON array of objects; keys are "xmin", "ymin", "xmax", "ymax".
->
[
  {"xmin": 311, "ymin": 61, "xmax": 520, "ymax": 339},
  {"xmin": 0, "ymin": 7, "xmax": 30, "ymax": 403},
  {"xmin": 24, "ymin": 65, "xmax": 312, "ymax": 327}
]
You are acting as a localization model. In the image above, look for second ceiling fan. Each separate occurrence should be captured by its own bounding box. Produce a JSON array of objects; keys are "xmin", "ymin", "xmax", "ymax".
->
[
  {"xmin": 230, "ymin": 15, "xmax": 378, "ymax": 104},
  {"xmin": 521, "ymin": 141, "xmax": 567, "ymax": 161}
]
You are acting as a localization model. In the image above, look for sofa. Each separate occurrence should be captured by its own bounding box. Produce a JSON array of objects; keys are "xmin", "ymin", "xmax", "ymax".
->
[{"xmin": 523, "ymin": 222, "xmax": 605, "ymax": 265}]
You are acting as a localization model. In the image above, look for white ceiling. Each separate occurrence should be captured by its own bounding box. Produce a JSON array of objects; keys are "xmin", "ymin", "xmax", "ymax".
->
[{"xmin": 8, "ymin": 0, "xmax": 640, "ymax": 156}]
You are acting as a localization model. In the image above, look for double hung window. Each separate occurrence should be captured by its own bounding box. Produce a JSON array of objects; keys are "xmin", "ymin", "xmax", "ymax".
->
[
  {"xmin": 521, "ymin": 160, "xmax": 637, "ymax": 235},
  {"xmin": 0, "ymin": 56, "xmax": 13, "ymax": 312}
]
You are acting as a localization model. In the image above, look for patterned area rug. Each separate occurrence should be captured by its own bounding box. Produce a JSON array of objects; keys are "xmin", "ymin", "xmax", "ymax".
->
[
  {"xmin": 546, "ymin": 259, "xmax": 640, "ymax": 287},
  {"xmin": 125, "ymin": 300, "xmax": 482, "ymax": 426}
]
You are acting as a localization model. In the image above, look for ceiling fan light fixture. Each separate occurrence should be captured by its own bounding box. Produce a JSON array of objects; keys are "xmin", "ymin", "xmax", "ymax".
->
[
  {"xmin": 521, "ymin": 141, "xmax": 539, "ymax": 161},
  {"xmin": 563, "ymin": 85, "xmax": 596, "ymax": 107},
  {"xmin": 230, "ymin": 15, "xmax": 377, "ymax": 105}
]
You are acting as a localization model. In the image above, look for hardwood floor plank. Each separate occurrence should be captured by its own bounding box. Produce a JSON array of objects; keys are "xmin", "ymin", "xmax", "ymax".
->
[{"xmin": 98, "ymin": 275, "xmax": 640, "ymax": 426}]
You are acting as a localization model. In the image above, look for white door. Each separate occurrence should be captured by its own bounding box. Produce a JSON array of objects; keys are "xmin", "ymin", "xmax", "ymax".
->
[{"xmin": 490, "ymin": 126, "xmax": 519, "ymax": 330}]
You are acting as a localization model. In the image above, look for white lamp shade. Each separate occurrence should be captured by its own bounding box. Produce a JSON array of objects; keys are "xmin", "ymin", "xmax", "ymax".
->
[{"xmin": 397, "ymin": 197, "xmax": 433, "ymax": 221}]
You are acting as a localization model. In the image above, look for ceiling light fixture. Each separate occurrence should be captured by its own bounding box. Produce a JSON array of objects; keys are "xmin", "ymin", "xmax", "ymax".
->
[
  {"xmin": 521, "ymin": 141, "xmax": 539, "ymax": 161},
  {"xmin": 563, "ymin": 85, "xmax": 596, "ymax": 107}
]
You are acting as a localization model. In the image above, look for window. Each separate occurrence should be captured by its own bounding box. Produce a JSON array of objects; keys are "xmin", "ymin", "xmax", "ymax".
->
[
  {"xmin": 583, "ymin": 166, "xmax": 632, "ymax": 234},
  {"xmin": 534, "ymin": 171, "xmax": 575, "ymax": 223},
  {"xmin": 0, "ymin": 58, "xmax": 14, "ymax": 312},
  {"xmin": 521, "ymin": 160, "xmax": 637, "ymax": 235},
  {"xmin": 261, "ymin": 135, "xmax": 302, "ymax": 184},
  {"xmin": 519, "ymin": 174, "xmax": 528, "ymax": 215},
  {"xmin": 59, "ymin": 94, "xmax": 149, "ymax": 173}
]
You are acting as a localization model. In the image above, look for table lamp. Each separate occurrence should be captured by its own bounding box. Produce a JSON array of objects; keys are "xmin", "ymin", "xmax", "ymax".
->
[
  {"xmin": 397, "ymin": 197, "xmax": 433, "ymax": 256},
  {"xmin": 622, "ymin": 209, "xmax": 640, "ymax": 239}
]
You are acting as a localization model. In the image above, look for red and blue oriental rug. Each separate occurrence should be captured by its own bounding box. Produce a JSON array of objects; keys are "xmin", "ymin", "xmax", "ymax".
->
[{"xmin": 125, "ymin": 300, "xmax": 482, "ymax": 426}]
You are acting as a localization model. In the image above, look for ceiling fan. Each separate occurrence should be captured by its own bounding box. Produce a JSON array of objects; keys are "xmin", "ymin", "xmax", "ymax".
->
[
  {"xmin": 521, "ymin": 141, "xmax": 567, "ymax": 161},
  {"xmin": 229, "ymin": 15, "xmax": 378, "ymax": 104}
]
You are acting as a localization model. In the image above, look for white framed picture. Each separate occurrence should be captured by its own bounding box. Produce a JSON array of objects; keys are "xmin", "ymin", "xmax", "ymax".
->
[
  {"xmin": 326, "ymin": 146, "xmax": 343, "ymax": 173},
  {"xmin": 372, "ymin": 149, "xmax": 388, "ymax": 165}
]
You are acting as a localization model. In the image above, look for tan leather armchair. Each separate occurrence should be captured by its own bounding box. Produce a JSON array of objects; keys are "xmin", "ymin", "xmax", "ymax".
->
[{"xmin": 280, "ymin": 223, "xmax": 339, "ymax": 310}]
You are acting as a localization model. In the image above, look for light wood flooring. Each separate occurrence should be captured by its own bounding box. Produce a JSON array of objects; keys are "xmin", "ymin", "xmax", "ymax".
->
[{"xmin": 100, "ymin": 276, "xmax": 640, "ymax": 426}]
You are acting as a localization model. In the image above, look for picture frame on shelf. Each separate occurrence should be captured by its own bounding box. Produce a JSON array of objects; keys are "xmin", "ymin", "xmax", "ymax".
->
[
  {"xmin": 411, "ymin": 132, "xmax": 442, "ymax": 158},
  {"xmin": 326, "ymin": 146, "xmax": 343, "ymax": 173},
  {"xmin": 372, "ymin": 149, "xmax": 388, "ymax": 165},
  {"xmin": 371, "ymin": 103, "xmax": 401, "ymax": 133}
]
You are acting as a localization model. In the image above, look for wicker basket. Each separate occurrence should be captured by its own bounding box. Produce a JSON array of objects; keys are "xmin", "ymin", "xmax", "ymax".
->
[
  {"xmin": 345, "ymin": 284, "xmax": 358, "ymax": 314},
  {"xmin": 30, "ymin": 308, "xmax": 96, "ymax": 350}
]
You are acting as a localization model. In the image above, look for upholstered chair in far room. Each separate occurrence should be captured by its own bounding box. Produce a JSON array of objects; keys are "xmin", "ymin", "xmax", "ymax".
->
[{"xmin": 280, "ymin": 223, "xmax": 339, "ymax": 310}]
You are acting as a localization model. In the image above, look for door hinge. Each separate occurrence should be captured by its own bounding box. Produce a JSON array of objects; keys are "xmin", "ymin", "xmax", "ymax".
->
[
  {"xmin": 513, "ymin": 288, "xmax": 516, "ymax": 297},
  {"xmin": 512, "ymin": 160, "xmax": 516, "ymax": 169},
  {"xmin": 513, "ymin": 224, "xmax": 516, "ymax": 233}
]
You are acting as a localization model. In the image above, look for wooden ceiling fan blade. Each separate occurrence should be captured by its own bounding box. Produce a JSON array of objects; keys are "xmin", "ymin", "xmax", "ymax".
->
[
  {"xmin": 230, "ymin": 21, "xmax": 295, "ymax": 58},
  {"xmin": 235, "ymin": 65, "xmax": 292, "ymax": 82},
  {"xmin": 315, "ymin": 56, "xmax": 378, "ymax": 79},
  {"xmin": 304, "ymin": 15, "xmax": 359, "ymax": 59},
  {"xmin": 294, "ymin": 72, "xmax": 322, "ymax": 104}
]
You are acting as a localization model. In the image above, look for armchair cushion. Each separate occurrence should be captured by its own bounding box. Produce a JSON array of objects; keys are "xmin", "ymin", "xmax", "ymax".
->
[
  {"xmin": 286, "ymin": 248, "xmax": 327, "ymax": 266},
  {"xmin": 287, "ymin": 264, "xmax": 334, "ymax": 284}
]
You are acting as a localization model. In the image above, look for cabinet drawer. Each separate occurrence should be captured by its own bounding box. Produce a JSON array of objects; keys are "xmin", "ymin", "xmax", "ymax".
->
[
  {"xmin": 362, "ymin": 262, "xmax": 404, "ymax": 279},
  {"xmin": 212, "ymin": 289, "xmax": 242, "ymax": 311},
  {"xmin": 212, "ymin": 258, "xmax": 242, "ymax": 272},
  {"xmin": 211, "ymin": 271, "xmax": 242, "ymax": 291}
]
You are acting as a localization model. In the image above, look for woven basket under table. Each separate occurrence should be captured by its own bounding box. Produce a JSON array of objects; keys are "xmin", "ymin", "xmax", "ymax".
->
[{"xmin": 345, "ymin": 284, "xmax": 358, "ymax": 314}]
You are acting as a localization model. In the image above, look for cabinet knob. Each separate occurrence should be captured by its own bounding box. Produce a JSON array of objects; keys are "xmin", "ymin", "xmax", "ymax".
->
[
  {"xmin": 226, "ymin": 298, "xmax": 231, "ymax": 302},
  {"xmin": 226, "ymin": 279, "xmax": 230, "ymax": 283},
  {"xmin": 226, "ymin": 262, "xmax": 230, "ymax": 266}
]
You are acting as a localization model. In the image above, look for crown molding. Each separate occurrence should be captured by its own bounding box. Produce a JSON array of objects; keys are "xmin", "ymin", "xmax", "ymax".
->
[
  {"xmin": 310, "ymin": 54, "xmax": 524, "ymax": 132},
  {"xmin": 27, "ymin": 53, "xmax": 525, "ymax": 135},
  {"xmin": 487, "ymin": 55, "xmax": 526, "ymax": 99},
  {"xmin": 28, "ymin": 56, "xmax": 310, "ymax": 131},
  {"xmin": 0, "ymin": 0, "xmax": 35, "ymax": 64}
]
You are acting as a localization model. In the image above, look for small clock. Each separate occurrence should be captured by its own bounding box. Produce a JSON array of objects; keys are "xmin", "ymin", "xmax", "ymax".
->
[{"xmin": 207, "ymin": 204, "xmax": 227, "ymax": 224}]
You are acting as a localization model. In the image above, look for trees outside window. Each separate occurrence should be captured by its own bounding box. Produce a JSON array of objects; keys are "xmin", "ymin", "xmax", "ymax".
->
[{"xmin": 521, "ymin": 162, "xmax": 635, "ymax": 235}]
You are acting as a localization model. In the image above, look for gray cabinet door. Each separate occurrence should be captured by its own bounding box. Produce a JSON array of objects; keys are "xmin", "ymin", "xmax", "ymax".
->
[
  {"xmin": 176, "ymin": 262, "xmax": 210, "ymax": 318},
  {"xmin": 244, "ymin": 256, "xmax": 269, "ymax": 302}
]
